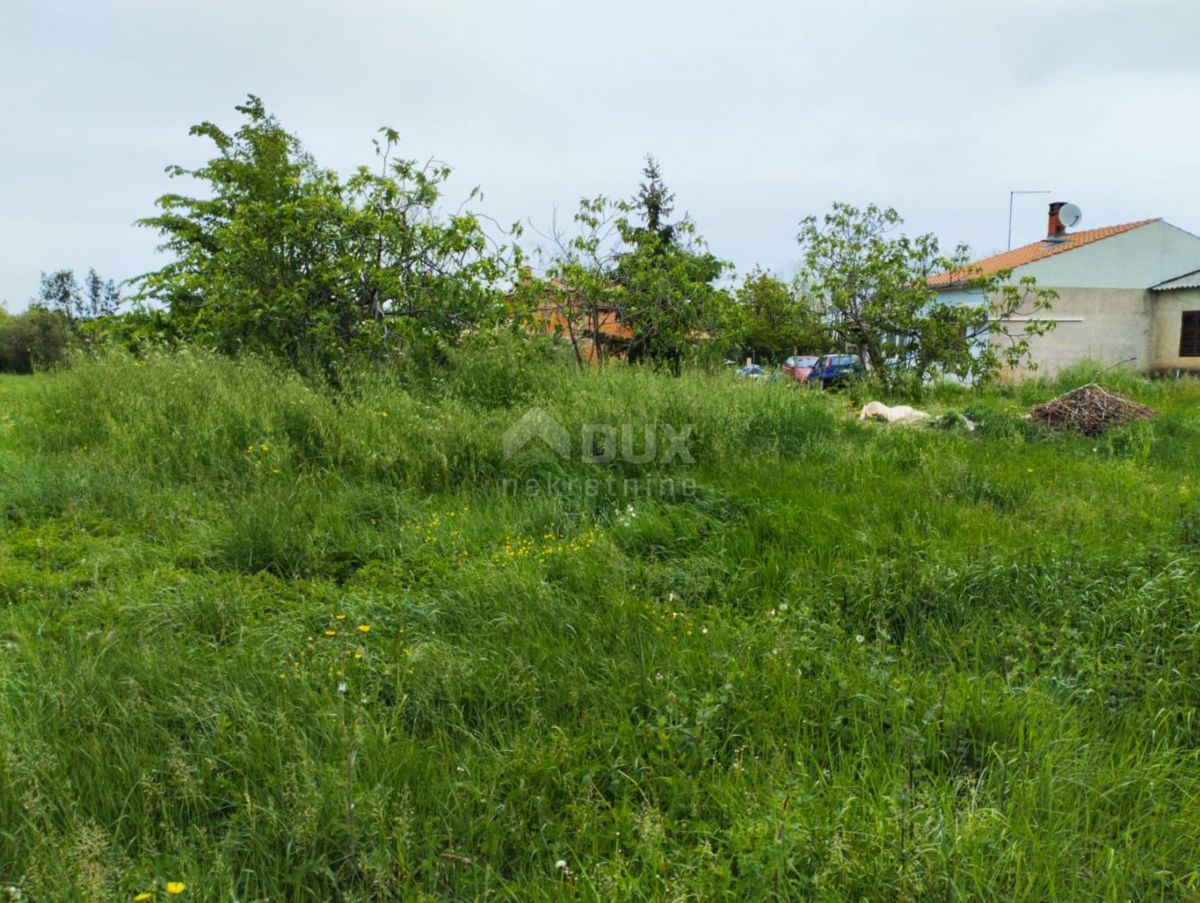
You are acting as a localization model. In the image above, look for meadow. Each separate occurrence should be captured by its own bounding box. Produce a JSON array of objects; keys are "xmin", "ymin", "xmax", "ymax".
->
[{"xmin": 1, "ymin": 346, "xmax": 1199, "ymax": 900}]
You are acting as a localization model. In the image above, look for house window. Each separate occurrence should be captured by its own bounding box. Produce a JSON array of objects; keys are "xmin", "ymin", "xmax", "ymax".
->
[{"xmin": 1182, "ymin": 311, "xmax": 1200, "ymax": 357}]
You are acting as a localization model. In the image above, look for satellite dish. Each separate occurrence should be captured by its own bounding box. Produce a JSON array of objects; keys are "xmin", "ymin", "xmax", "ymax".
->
[{"xmin": 1059, "ymin": 203, "xmax": 1082, "ymax": 229}]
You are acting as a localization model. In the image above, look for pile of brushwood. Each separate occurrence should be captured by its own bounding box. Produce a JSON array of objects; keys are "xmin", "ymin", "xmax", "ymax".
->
[{"xmin": 1030, "ymin": 383, "xmax": 1156, "ymax": 436}]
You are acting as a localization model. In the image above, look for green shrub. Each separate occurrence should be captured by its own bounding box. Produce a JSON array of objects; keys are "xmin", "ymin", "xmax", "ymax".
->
[{"xmin": 0, "ymin": 307, "xmax": 75, "ymax": 373}]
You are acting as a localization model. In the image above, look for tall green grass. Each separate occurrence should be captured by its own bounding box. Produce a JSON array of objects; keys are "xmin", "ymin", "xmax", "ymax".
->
[{"xmin": 1, "ymin": 351, "xmax": 1199, "ymax": 899}]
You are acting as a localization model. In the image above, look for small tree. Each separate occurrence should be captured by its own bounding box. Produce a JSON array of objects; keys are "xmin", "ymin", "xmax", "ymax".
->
[
  {"xmin": 613, "ymin": 217, "xmax": 730, "ymax": 372},
  {"xmin": 797, "ymin": 202, "xmax": 1055, "ymax": 389},
  {"xmin": 734, "ymin": 269, "xmax": 827, "ymax": 363},
  {"xmin": 534, "ymin": 157, "xmax": 731, "ymax": 372},
  {"xmin": 533, "ymin": 196, "xmax": 628, "ymax": 368},
  {"xmin": 136, "ymin": 96, "xmax": 522, "ymax": 372}
]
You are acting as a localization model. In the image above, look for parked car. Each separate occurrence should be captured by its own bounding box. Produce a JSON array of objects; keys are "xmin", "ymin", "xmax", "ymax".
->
[
  {"xmin": 807, "ymin": 353, "xmax": 863, "ymax": 388},
  {"xmin": 735, "ymin": 363, "xmax": 767, "ymax": 379},
  {"xmin": 782, "ymin": 355, "xmax": 819, "ymax": 382}
]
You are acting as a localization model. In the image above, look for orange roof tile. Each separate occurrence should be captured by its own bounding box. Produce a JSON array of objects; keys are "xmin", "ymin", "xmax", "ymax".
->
[{"xmin": 929, "ymin": 219, "xmax": 1159, "ymax": 288}]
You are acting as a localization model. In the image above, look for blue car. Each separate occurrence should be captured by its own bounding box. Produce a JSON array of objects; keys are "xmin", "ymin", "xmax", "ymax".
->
[{"xmin": 807, "ymin": 354, "xmax": 863, "ymax": 388}]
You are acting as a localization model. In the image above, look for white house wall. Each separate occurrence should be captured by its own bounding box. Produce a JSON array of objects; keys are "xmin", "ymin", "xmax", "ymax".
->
[
  {"xmin": 1150, "ymin": 288, "xmax": 1200, "ymax": 372},
  {"xmin": 994, "ymin": 287, "xmax": 1152, "ymax": 376}
]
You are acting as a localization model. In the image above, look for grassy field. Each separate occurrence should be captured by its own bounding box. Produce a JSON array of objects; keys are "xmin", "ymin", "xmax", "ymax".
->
[{"xmin": 1, "ymin": 348, "xmax": 1199, "ymax": 900}]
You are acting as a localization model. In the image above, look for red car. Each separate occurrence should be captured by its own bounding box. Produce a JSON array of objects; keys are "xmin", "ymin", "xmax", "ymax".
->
[{"xmin": 782, "ymin": 355, "xmax": 819, "ymax": 382}]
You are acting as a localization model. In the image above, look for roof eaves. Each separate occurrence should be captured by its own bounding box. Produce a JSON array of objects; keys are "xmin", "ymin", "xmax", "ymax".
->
[{"xmin": 1151, "ymin": 268, "xmax": 1200, "ymax": 291}]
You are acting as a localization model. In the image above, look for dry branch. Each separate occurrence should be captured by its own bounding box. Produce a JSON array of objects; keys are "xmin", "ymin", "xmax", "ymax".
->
[{"xmin": 1029, "ymin": 383, "xmax": 1155, "ymax": 436}]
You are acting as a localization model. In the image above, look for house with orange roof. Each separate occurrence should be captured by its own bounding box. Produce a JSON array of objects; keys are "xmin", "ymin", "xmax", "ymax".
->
[
  {"xmin": 533, "ymin": 287, "xmax": 633, "ymax": 365},
  {"xmin": 931, "ymin": 203, "xmax": 1200, "ymax": 377}
]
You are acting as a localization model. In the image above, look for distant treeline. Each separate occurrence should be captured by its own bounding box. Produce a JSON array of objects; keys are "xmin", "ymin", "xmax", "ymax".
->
[{"xmin": 2, "ymin": 96, "xmax": 1053, "ymax": 389}]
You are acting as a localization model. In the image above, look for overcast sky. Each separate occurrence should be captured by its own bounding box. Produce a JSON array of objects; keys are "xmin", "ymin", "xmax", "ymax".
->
[{"xmin": 2, "ymin": 0, "xmax": 1198, "ymax": 310}]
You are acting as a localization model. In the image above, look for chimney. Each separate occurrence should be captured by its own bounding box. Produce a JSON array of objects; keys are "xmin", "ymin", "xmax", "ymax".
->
[{"xmin": 1046, "ymin": 201, "xmax": 1067, "ymax": 240}]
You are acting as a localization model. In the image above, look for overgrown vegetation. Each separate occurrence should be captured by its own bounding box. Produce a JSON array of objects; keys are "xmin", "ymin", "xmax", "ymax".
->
[
  {"xmin": 2, "ymin": 349, "xmax": 1199, "ymax": 899},
  {"xmin": 0, "ymin": 95, "xmax": 1184, "ymax": 899},
  {"xmin": 0, "ymin": 307, "xmax": 75, "ymax": 374},
  {"xmin": 0, "ymin": 268, "xmax": 123, "ymax": 373},
  {"xmin": 134, "ymin": 96, "xmax": 523, "ymax": 374},
  {"xmin": 3, "ymin": 96, "xmax": 1058, "ymax": 382},
  {"xmin": 797, "ymin": 202, "xmax": 1057, "ymax": 390}
]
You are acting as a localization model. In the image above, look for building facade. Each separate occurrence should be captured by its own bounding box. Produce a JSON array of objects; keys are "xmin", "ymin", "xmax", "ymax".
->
[{"xmin": 932, "ymin": 206, "xmax": 1200, "ymax": 377}]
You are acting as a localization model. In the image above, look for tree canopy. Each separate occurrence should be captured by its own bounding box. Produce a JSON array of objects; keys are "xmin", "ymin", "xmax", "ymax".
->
[
  {"xmin": 136, "ymin": 96, "xmax": 522, "ymax": 373},
  {"xmin": 33, "ymin": 269, "xmax": 120, "ymax": 323},
  {"xmin": 732, "ymin": 269, "xmax": 828, "ymax": 363},
  {"xmin": 535, "ymin": 156, "xmax": 730, "ymax": 372},
  {"xmin": 797, "ymin": 202, "xmax": 1055, "ymax": 388}
]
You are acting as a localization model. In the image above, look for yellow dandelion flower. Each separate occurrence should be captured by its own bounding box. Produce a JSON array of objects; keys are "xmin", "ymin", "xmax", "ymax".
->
[
  {"xmin": 166, "ymin": 883, "xmax": 186, "ymax": 896},
  {"xmin": 357, "ymin": 624, "xmax": 371, "ymax": 634},
  {"xmin": 324, "ymin": 629, "xmax": 337, "ymax": 637},
  {"xmin": 134, "ymin": 894, "xmax": 153, "ymax": 902},
  {"xmin": 335, "ymin": 613, "xmax": 347, "ymax": 621}
]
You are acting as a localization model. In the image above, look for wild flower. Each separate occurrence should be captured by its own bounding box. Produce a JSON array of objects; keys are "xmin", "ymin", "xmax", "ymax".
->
[
  {"xmin": 324, "ymin": 629, "xmax": 337, "ymax": 637},
  {"xmin": 165, "ymin": 883, "xmax": 186, "ymax": 896},
  {"xmin": 134, "ymin": 894, "xmax": 152, "ymax": 902},
  {"xmin": 335, "ymin": 613, "xmax": 346, "ymax": 621},
  {"xmin": 357, "ymin": 624, "xmax": 371, "ymax": 634}
]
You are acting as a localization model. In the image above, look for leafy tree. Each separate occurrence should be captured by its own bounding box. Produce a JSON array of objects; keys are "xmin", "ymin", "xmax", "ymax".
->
[
  {"xmin": 535, "ymin": 158, "xmax": 731, "ymax": 372},
  {"xmin": 613, "ymin": 157, "xmax": 731, "ymax": 371},
  {"xmin": 797, "ymin": 202, "xmax": 1055, "ymax": 389},
  {"xmin": 530, "ymin": 196, "xmax": 628, "ymax": 368},
  {"xmin": 614, "ymin": 221, "xmax": 729, "ymax": 372},
  {"xmin": 33, "ymin": 269, "xmax": 120, "ymax": 322},
  {"xmin": 733, "ymin": 269, "xmax": 828, "ymax": 363},
  {"xmin": 136, "ymin": 96, "xmax": 521, "ymax": 372},
  {"xmin": 0, "ymin": 307, "xmax": 75, "ymax": 373}
]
